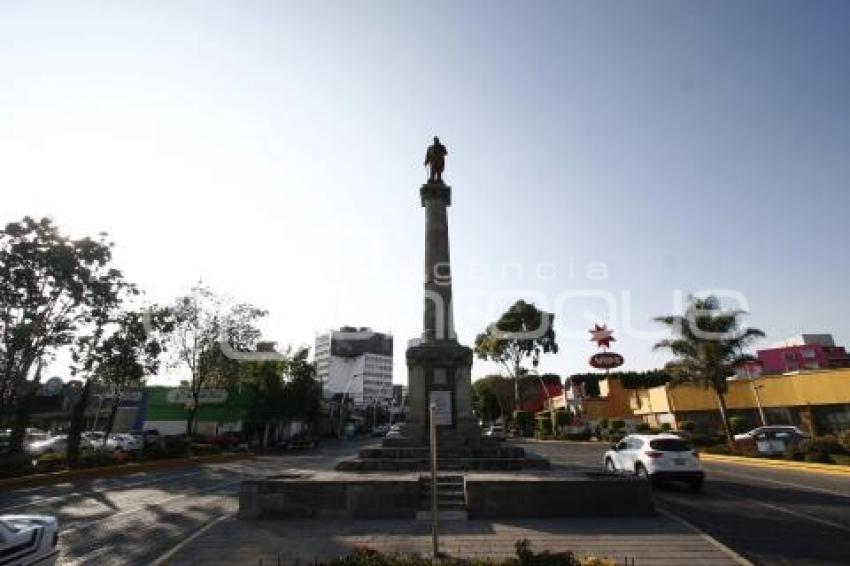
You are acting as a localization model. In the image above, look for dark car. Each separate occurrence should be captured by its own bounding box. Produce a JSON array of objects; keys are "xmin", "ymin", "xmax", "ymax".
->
[{"xmin": 279, "ymin": 431, "xmax": 319, "ymax": 450}]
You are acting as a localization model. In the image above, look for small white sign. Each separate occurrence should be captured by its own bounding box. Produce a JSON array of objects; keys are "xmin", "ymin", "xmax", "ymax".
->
[{"xmin": 429, "ymin": 390, "xmax": 452, "ymax": 426}]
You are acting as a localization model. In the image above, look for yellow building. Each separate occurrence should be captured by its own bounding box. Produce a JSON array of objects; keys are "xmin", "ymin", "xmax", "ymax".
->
[
  {"xmin": 546, "ymin": 376, "xmax": 635, "ymax": 422},
  {"xmin": 631, "ymin": 368, "xmax": 850, "ymax": 435}
]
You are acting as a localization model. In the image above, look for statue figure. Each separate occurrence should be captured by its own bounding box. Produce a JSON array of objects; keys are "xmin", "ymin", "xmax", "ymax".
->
[{"xmin": 423, "ymin": 136, "xmax": 448, "ymax": 184}]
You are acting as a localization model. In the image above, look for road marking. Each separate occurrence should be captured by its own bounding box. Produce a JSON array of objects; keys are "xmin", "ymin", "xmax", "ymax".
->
[
  {"xmin": 150, "ymin": 514, "xmax": 233, "ymax": 565},
  {"xmin": 60, "ymin": 478, "xmax": 243, "ymax": 535},
  {"xmin": 707, "ymin": 488, "xmax": 850, "ymax": 534},
  {"xmin": 0, "ymin": 470, "xmax": 203, "ymax": 512},
  {"xmin": 707, "ymin": 467, "xmax": 850, "ymax": 499},
  {"xmin": 657, "ymin": 507, "xmax": 754, "ymax": 566}
]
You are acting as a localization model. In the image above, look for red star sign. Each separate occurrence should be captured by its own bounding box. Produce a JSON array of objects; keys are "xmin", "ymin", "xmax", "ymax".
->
[{"xmin": 589, "ymin": 324, "xmax": 616, "ymax": 349}]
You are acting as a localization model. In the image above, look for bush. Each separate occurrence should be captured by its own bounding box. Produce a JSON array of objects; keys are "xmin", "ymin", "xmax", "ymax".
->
[
  {"xmin": 799, "ymin": 435, "xmax": 843, "ymax": 463},
  {"xmin": 77, "ymin": 449, "xmax": 116, "ymax": 469},
  {"xmin": 635, "ymin": 422, "xmax": 650, "ymax": 433},
  {"xmin": 729, "ymin": 416, "xmax": 749, "ymax": 434},
  {"xmin": 839, "ymin": 430, "xmax": 850, "ymax": 454},
  {"xmin": 322, "ymin": 539, "xmax": 587, "ymax": 565},
  {"xmin": 163, "ymin": 435, "xmax": 191, "ymax": 457},
  {"xmin": 703, "ymin": 444, "xmax": 731, "ymax": 455},
  {"xmin": 34, "ymin": 451, "xmax": 66, "ymax": 473},
  {"xmin": 565, "ymin": 431, "xmax": 592, "ymax": 441},
  {"xmin": 609, "ymin": 419, "xmax": 625, "ymax": 430},
  {"xmin": 678, "ymin": 420, "xmax": 696, "ymax": 432},
  {"xmin": 0, "ymin": 454, "xmax": 35, "ymax": 478},
  {"xmin": 660, "ymin": 422, "xmax": 672, "ymax": 432},
  {"xmin": 597, "ymin": 418, "xmax": 609, "ymax": 430},
  {"xmin": 189, "ymin": 443, "xmax": 222, "ymax": 456},
  {"xmin": 691, "ymin": 434, "xmax": 725, "ymax": 447},
  {"xmin": 608, "ymin": 429, "xmax": 627, "ymax": 443},
  {"xmin": 784, "ymin": 445, "xmax": 804, "ymax": 461}
]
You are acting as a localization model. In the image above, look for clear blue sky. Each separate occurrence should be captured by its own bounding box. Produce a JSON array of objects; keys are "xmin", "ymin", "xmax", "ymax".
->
[{"xmin": 2, "ymin": 1, "xmax": 848, "ymax": 384}]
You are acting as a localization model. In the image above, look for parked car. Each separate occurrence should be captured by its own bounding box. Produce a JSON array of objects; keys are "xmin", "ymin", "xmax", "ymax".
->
[
  {"xmin": 485, "ymin": 425, "xmax": 506, "ymax": 439},
  {"xmin": 25, "ymin": 435, "xmax": 70, "ymax": 457},
  {"xmin": 0, "ymin": 515, "xmax": 59, "ymax": 566},
  {"xmin": 385, "ymin": 423, "xmax": 407, "ymax": 439},
  {"xmin": 733, "ymin": 425, "xmax": 809, "ymax": 442},
  {"xmin": 279, "ymin": 431, "xmax": 319, "ymax": 450},
  {"xmin": 129, "ymin": 429, "xmax": 162, "ymax": 448},
  {"xmin": 105, "ymin": 433, "xmax": 144, "ymax": 453},
  {"xmin": 604, "ymin": 434, "xmax": 704, "ymax": 489},
  {"xmin": 371, "ymin": 425, "xmax": 390, "ymax": 437}
]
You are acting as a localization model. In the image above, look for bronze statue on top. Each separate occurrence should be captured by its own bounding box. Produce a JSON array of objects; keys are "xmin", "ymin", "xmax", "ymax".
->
[{"xmin": 424, "ymin": 136, "xmax": 448, "ymax": 184}]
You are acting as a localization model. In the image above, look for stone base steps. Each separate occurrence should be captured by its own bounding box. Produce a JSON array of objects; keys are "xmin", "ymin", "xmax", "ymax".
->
[{"xmin": 417, "ymin": 474, "xmax": 467, "ymax": 521}]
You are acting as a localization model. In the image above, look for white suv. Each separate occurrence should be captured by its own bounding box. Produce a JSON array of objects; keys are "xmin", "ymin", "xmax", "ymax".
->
[{"xmin": 604, "ymin": 434, "xmax": 704, "ymax": 489}]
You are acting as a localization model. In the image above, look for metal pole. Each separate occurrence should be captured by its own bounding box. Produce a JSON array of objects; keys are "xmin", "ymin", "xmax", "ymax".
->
[
  {"xmin": 745, "ymin": 365, "xmax": 767, "ymax": 426},
  {"xmin": 429, "ymin": 402, "xmax": 439, "ymax": 559}
]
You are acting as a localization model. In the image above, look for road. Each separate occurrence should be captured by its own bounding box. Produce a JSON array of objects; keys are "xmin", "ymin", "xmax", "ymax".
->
[
  {"xmin": 2, "ymin": 439, "xmax": 848, "ymax": 565},
  {"xmin": 519, "ymin": 439, "xmax": 850, "ymax": 566},
  {"xmin": 0, "ymin": 441, "xmax": 366, "ymax": 566}
]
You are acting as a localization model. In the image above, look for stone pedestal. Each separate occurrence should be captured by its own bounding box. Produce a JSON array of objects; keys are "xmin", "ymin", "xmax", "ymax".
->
[{"xmin": 403, "ymin": 340, "xmax": 479, "ymax": 445}]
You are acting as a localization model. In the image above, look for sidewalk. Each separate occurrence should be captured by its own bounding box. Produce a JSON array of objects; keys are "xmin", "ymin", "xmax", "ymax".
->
[{"xmin": 160, "ymin": 515, "xmax": 747, "ymax": 565}]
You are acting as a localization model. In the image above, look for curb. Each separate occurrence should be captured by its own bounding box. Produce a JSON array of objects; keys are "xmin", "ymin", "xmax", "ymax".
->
[
  {"xmin": 700, "ymin": 453, "xmax": 850, "ymax": 476},
  {"xmin": 0, "ymin": 452, "xmax": 255, "ymax": 489}
]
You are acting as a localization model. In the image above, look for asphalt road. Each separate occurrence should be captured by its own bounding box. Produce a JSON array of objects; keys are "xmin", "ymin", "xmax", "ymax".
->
[
  {"xmin": 3, "ymin": 439, "xmax": 848, "ymax": 565},
  {"xmin": 517, "ymin": 439, "xmax": 850, "ymax": 566},
  {"xmin": 0, "ymin": 440, "xmax": 367, "ymax": 566}
]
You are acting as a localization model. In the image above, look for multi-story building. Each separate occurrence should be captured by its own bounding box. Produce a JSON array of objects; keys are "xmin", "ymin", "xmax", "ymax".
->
[
  {"xmin": 315, "ymin": 327, "xmax": 393, "ymax": 407},
  {"xmin": 754, "ymin": 334, "xmax": 850, "ymax": 374}
]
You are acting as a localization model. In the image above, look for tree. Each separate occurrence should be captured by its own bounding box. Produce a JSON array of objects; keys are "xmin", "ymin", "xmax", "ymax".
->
[
  {"xmin": 92, "ymin": 308, "xmax": 172, "ymax": 446},
  {"xmin": 654, "ymin": 295, "xmax": 764, "ymax": 448},
  {"xmin": 170, "ymin": 283, "xmax": 266, "ymax": 439},
  {"xmin": 472, "ymin": 375, "xmax": 511, "ymax": 423},
  {"xmin": 280, "ymin": 348, "xmax": 322, "ymax": 425},
  {"xmin": 0, "ymin": 217, "xmax": 127, "ymax": 453},
  {"xmin": 241, "ymin": 347, "xmax": 321, "ymax": 446},
  {"xmin": 474, "ymin": 300, "xmax": 558, "ymax": 410}
]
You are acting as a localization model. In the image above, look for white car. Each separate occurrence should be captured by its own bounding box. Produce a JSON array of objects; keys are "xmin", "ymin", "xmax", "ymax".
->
[
  {"xmin": 24, "ymin": 436, "xmax": 69, "ymax": 458},
  {"xmin": 604, "ymin": 434, "xmax": 704, "ymax": 489},
  {"xmin": 485, "ymin": 425, "xmax": 506, "ymax": 438},
  {"xmin": 0, "ymin": 515, "xmax": 59, "ymax": 565},
  {"xmin": 105, "ymin": 433, "xmax": 144, "ymax": 453}
]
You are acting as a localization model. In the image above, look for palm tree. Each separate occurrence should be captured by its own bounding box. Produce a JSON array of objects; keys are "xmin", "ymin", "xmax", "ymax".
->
[{"xmin": 654, "ymin": 295, "xmax": 764, "ymax": 447}]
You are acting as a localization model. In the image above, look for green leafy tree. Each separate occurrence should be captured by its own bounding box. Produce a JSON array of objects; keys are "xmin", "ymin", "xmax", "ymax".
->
[
  {"xmin": 0, "ymin": 217, "xmax": 127, "ymax": 453},
  {"xmin": 472, "ymin": 375, "xmax": 511, "ymax": 423},
  {"xmin": 170, "ymin": 283, "xmax": 267, "ymax": 439},
  {"xmin": 654, "ymin": 295, "xmax": 764, "ymax": 447},
  {"xmin": 91, "ymin": 308, "xmax": 172, "ymax": 446},
  {"xmin": 474, "ymin": 300, "xmax": 558, "ymax": 409}
]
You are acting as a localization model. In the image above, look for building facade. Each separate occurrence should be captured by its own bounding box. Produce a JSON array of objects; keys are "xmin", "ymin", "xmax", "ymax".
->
[
  {"xmin": 631, "ymin": 368, "xmax": 850, "ymax": 435},
  {"xmin": 752, "ymin": 334, "xmax": 850, "ymax": 374},
  {"xmin": 315, "ymin": 327, "xmax": 393, "ymax": 407}
]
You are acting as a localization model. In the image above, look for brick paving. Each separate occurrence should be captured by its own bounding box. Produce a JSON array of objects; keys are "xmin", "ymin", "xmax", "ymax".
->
[{"xmin": 164, "ymin": 516, "xmax": 745, "ymax": 565}]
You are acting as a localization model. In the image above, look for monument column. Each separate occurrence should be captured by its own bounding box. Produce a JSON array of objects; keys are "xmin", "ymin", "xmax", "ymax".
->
[
  {"xmin": 404, "ymin": 175, "xmax": 479, "ymax": 445},
  {"xmin": 421, "ymin": 183, "xmax": 455, "ymax": 342}
]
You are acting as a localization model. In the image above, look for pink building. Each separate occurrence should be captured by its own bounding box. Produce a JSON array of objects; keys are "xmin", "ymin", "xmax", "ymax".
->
[{"xmin": 756, "ymin": 334, "xmax": 850, "ymax": 375}]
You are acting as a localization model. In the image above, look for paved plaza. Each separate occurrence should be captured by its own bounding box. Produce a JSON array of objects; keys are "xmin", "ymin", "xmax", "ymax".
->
[{"xmin": 163, "ymin": 515, "xmax": 745, "ymax": 565}]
